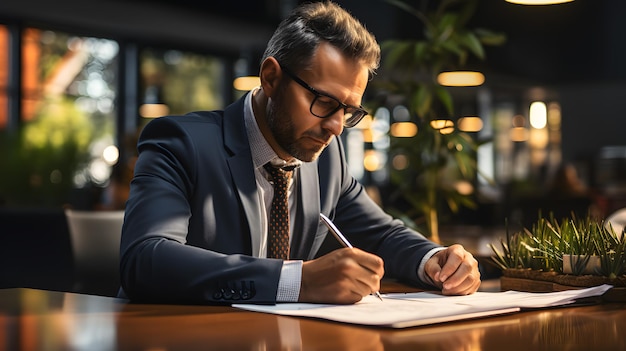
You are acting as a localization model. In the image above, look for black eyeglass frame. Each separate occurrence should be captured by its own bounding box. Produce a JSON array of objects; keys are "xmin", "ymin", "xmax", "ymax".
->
[{"xmin": 279, "ymin": 64, "xmax": 368, "ymax": 128}]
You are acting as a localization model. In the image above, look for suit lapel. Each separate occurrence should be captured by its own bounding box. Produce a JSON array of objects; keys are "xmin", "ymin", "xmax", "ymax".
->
[
  {"xmin": 291, "ymin": 161, "xmax": 321, "ymax": 260},
  {"xmin": 223, "ymin": 95, "xmax": 264, "ymax": 246}
]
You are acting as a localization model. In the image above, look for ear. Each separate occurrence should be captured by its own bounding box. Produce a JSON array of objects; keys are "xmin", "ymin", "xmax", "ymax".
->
[{"xmin": 259, "ymin": 57, "xmax": 282, "ymax": 98}]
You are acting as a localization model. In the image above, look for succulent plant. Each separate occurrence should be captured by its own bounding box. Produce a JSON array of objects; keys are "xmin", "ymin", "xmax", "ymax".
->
[{"xmin": 490, "ymin": 213, "xmax": 626, "ymax": 279}]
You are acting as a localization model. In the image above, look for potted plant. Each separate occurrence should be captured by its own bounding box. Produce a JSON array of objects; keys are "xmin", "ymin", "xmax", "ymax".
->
[
  {"xmin": 489, "ymin": 213, "xmax": 626, "ymax": 301},
  {"xmin": 371, "ymin": 0, "xmax": 506, "ymax": 242}
]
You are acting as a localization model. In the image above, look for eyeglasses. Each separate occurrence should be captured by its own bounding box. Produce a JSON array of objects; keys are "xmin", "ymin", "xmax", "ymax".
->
[{"xmin": 280, "ymin": 65, "xmax": 368, "ymax": 128}]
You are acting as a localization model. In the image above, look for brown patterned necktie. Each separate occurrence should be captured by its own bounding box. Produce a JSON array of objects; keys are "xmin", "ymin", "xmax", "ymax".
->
[{"xmin": 264, "ymin": 163, "xmax": 295, "ymax": 260}]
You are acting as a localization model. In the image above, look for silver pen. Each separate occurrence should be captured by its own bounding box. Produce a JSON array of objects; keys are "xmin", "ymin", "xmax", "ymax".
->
[{"xmin": 319, "ymin": 213, "xmax": 384, "ymax": 302}]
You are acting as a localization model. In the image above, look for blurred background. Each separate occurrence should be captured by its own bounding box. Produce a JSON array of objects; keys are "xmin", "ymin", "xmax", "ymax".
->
[{"xmin": 1, "ymin": 0, "xmax": 625, "ymax": 295}]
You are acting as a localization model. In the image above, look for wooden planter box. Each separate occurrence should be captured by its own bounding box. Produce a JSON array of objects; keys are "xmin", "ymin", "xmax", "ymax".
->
[{"xmin": 500, "ymin": 269, "xmax": 626, "ymax": 303}]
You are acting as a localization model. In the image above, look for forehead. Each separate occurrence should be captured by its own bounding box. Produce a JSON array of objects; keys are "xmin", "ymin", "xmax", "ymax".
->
[{"xmin": 301, "ymin": 42, "xmax": 369, "ymax": 101}]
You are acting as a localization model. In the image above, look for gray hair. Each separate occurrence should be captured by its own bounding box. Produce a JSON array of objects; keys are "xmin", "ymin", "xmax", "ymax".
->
[{"xmin": 262, "ymin": 1, "xmax": 380, "ymax": 77}]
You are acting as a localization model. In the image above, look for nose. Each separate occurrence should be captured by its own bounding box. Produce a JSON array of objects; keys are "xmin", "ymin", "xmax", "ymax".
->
[{"xmin": 321, "ymin": 108, "xmax": 345, "ymax": 136}]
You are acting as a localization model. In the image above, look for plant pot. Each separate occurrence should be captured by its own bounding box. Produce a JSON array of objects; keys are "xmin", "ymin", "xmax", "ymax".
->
[{"xmin": 562, "ymin": 254, "xmax": 601, "ymax": 275}]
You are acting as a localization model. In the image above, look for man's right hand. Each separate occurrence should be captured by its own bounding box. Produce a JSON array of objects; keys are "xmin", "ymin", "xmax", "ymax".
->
[{"xmin": 299, "ymin": 248, "xmax": 384, "ymax": 304}]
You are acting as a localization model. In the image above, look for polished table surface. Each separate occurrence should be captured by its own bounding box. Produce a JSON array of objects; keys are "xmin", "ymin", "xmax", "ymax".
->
[{"xmin": 1, "ymin": 284, "xmax": 625, "ymax": 351}]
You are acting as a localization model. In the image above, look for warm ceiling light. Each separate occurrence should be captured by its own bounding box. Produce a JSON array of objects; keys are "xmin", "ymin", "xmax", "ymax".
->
[
  {"xmin": 437, "ymin": 71, "xmax": 485, "ymax": 87},
  {"xmin": 512, "ymin": 115, "xmax": 526, "ymax": 128},
  {"xmin": 454, "ymin": 180, "xmax": 474, "ymax": 195},
  {"xmin": 505, "ymin": 0, "xmax": 573, "ymax": 4},
  {"xmin": 392, "ymin": 154, "xmax": 409, "ymax": 170},
  {"xmin": 430, "ymin": 119, "xmax": 454, "ymax": 129},
  {"xmin": 102, "ymin": 145, "xmax": 120, "ymax": 165},
  {"xmin": 430, "ymin": 119, "xmax": 455, "ymax": 134},
  {"xmin": 363, "ymin": 150, "xmax": 384, "ymax": 172},
  {"xmin": 529, "ymin": 101, "xmax": 547, "ymax": 129},
  {"xmin": 139, "ymin": 103, "xmax": 170, "ymax": 118},
  {"xmin": 529, "ymin": 128, "xmax": 549, "ymax": 149},
  {"xmin": 510, "ymin": 127, "xmax": 529, "ymax": 142},
  {"xmin": 362, "ymin": 129, "xmax": 374, "ymax": 143},
  {"xmin": 390, "ymin": 122, "xmax": 418, "ymax": 137},
  {"xmin": 439, "ymin": 127, "xmax": 455, "ymax": 135},
  {"xmin": 458, "ymin": 116, "xmax": 483, "ymax": 132},
  {"xmin": 355, "ymin": 115, "xmax": 373, "ymax": 130},
  {"xmin": 547, "ymin": 102, "xmax": 562, "ymax": 131},
  {"xmin": 233, "ymin": 76, "xmax": 260, "ymax": 91}
]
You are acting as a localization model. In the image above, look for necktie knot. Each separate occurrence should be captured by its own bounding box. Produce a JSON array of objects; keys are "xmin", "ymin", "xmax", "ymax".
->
[{"xmin": 264, "ymin": 163, "xmax": 295, "ymax": 182}]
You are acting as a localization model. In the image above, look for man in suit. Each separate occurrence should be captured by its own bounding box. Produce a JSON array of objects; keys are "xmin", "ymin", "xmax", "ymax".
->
[{"xmin": 120, "ymin": 1, "xmax": 480, "ymax": 305}]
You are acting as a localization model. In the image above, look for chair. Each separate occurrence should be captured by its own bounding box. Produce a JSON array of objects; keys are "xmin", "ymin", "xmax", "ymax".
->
[
  {"xmin": 606, "ymin": 208, "xmax": 626, "ymax": 238},
  {"xmin": 64, "ymin": 209, "xmax": 125, "ymax": 296}
]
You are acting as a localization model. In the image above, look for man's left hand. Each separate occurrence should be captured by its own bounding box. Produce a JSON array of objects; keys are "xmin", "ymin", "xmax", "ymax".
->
[{"xmin": 424, "ymin": 244, "xmax": 481, "ymax": 295}]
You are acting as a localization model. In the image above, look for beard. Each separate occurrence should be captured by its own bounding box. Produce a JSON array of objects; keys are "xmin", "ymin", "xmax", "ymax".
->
[{"xmin": 266, "ymin": 88, "xmax": 331, "ymax": 162}]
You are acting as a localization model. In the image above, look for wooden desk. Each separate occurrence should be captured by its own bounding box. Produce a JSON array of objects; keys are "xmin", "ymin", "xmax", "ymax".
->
[{"xmin": 1, "ymin": 287, "xmax": 625, "ymax": 351}]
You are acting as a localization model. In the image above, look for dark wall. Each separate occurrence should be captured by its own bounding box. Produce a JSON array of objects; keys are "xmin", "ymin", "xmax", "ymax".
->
[
  {"xmin": 560, "ymin": 83, "xmax": 626, "ymax": 163},
  {"xmin": 0, "ymin": 208, "xmax": 73, "ymax": 292}
]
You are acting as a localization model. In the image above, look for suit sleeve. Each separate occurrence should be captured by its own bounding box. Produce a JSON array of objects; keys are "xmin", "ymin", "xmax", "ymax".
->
[
  {"xmin": 318, "ymin": 138, "xmax": 442, "ymax": 288},
  {"xmin": 119, "ymin": 116, "xmax": 282, "ymax": 304}
]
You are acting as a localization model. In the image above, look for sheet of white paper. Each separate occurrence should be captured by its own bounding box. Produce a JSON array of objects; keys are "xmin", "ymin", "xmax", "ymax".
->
[
  {"xmin": 389, "ymin": 284, "xmax": 612, "ymax": 309},
  {"xmin": 233, "ymin": 284, "xmax": 612, "ymax": 328}
]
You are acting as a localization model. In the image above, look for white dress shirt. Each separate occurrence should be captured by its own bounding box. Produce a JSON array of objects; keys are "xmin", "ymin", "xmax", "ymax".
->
[{"xmin": 243, "ymin": 87, "xmax": 301, "ymax": 302}]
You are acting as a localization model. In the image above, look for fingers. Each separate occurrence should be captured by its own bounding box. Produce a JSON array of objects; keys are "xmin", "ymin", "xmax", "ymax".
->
[
  {"xmin": 336, "ymin": 248, "xmax": 384, "ymax": 298},
  {"xmin": 441, "ymin": 267, "xmax": 481, "ymax": 295},
  {"xmin": 300, "ymin": 248, "xmax": 384, "ymax": 304},
  {"xmin": 351, "ymin": 247, "xmax": 385, "ymax": 277},
  {"xmin": 426, "ymin": 244, "xmax": 481, "ymax": 295}
]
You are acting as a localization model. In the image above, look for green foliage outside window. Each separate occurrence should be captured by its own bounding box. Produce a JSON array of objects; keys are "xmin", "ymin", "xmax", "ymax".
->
[
  {"xmin": 0, "ymin": 97, "xmax": 94, "ymax": 207},
  {"xmin": 0, "ymin": 30, "xmax": 118, "ymax": 209}
]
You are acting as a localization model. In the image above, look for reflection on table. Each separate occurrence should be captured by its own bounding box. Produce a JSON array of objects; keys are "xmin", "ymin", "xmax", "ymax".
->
[{"xmin": 1, "ymin": 286, "xmax": 625, "ymax": 351}]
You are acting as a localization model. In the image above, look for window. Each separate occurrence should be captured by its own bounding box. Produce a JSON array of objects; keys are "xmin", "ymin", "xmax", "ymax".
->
[
  {"xmin": 0, "ymin": 28, "xmax": 119, "ymax": 208},
  {"xmin": 139, "ymin": 48, "xmax": 224, "ymax": 120},
  {"xmin": 0, "ymin": 25, "xmax": 7, "ymax": 129},
  {"xmin": 0, "ymin": 26, "xmax": 231, "ymax": 210}
]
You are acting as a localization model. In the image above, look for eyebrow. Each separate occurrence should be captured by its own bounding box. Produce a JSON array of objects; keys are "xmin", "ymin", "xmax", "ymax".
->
[
  {"xmin": 317, "ymin": 82, "xmax": 364, "ymax": 110},
  {"xmin": 285, "ymin": 67, "xmax": 362, "ymax": 108}
]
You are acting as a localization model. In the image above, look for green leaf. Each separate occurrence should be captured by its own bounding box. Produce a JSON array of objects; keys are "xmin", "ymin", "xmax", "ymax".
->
[
  {"xmin": 439, "ymin": 39, "xmax": 464, "ymax": 58},
  {"xmin": 434, "ymin": 85, "xmax": 454, "ymax": 116},
  {"xmin": 412, "ymin": 85, "xmax": 432, "ymax": 118},
  {"xmin": 413, "ymin": 41, "xmax": 429, "ymax": 63},
  {"xmin": 453, "ymin": 151, "xmax": 475, "ymax": 179},
  {"xmin": 474, "ymin": 28, "xmax": 507, "ymax": 46},
  {"xmin": 381, "ymin": 40, "xmax": 413, "ymax": 70},
  {"xmin": 447, "ymin": 196, "xmax": 460, "ymax": 213},
  {"xmin": 436, "ymin": 13, "xmax": 459, "ymax": 40},
  {"xmin": 459, "ymin": 31, "xmax": 485, "ymax": 60}
]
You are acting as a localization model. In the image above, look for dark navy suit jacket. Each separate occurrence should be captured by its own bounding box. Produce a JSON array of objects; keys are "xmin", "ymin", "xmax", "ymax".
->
[{"xmin": 119, "ymin": 94, "xmax": 440, "ymax": 304}]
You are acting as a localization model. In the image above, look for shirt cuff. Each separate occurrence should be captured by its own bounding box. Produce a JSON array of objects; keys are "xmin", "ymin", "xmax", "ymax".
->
[
  {"xmin": 417, "ymin": 247, "xmax": 446, "ymax": 287},
  {"xmin": 276, "ymin": 260, "xmax": 302, "ymax": 302}
]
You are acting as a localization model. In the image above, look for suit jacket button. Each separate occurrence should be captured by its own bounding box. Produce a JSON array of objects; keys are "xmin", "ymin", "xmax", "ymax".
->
[
  {"xmin": 232, "ymin": 290, "xmax": 241, "ymax": 300},
  {"xmin": 240, "ymin": 290, "xmax": 250, "ymax": 299},
  {"xmin": 248, "ymin": 281, "xmax": 256, "ymax": 299},
  {"xmin": 223, "ymin": 289, "xmax": 234, "ymax": 299},
  {"xmin": 213, "ymin": 289, "xmax": 224, "ymax": 300}
]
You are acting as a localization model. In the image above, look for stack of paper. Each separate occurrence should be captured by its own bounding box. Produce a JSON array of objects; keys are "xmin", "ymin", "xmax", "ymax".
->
[{"xmin": 233, "ymin": 284, "xmax": 612, "ymax": 328}]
